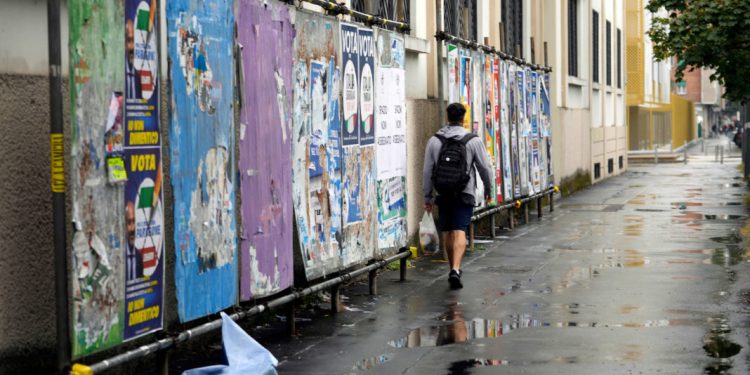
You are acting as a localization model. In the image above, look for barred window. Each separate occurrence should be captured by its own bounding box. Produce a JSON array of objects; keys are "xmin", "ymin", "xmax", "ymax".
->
[
  {"xmin": 502, "ymin": 0, "xmax": 523, "ymax": 56},
  {"xmin": 444, "ymin": 0, "xmax": 477, "ymax": 41},
  {"xmin": 617, "ymin": 28, "xmax": 622, "ymax": 89},
  {"xmin": 568, "ymin": 0, "xmax": 579, "ymax": 77},
  {"xmin": 606, "ymin": 20, "xmax": 612, "ymax": 86},
  {"xmin": 352, "ymin": 0, "xmax": 410, "ymax": 27},
  {"xmin": 592, "ymin": 10, "xmax": 599, "ymax": 83}
]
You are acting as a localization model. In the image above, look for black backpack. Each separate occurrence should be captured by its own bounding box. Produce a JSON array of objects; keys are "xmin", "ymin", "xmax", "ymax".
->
[{"xmin": 432, "ymin": 133, "xmax": 477, "ymax": 196}]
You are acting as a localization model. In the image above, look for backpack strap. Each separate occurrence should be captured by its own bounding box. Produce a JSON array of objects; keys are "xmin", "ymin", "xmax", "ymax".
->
[
  {"xmin": 460, "ymin": 133, "xmax": 478, "ymax": 145},
  {"xmin": 434, "ymin": 134, "xmax": 447, "ymax": 143}
]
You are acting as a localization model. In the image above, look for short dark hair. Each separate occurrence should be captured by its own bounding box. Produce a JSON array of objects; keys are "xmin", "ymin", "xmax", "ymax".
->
[{"xmin": 446, "ymin": 103, "xmax": 466, "ymax": 123}]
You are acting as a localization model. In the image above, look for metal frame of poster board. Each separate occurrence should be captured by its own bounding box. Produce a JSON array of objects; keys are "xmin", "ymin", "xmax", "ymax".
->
[
  {"xmin": 236, "ymin": 0, "xmax": 295, "ymax": 302},
  {"xmin": 167, "ymin": 0, "xmax": 239, "ymax": 323},
  {"xmin": 374, "ymin": 27, "xmax": 408, "ymax": 255}
]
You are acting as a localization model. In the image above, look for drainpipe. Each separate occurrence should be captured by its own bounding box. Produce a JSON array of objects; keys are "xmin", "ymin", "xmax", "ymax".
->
[
  {"xmin": 436, "ymin": 0, "xmax": 445, "ymax": 126},
  {"xmin": 47, "ymin": 0, "xmax": 71, "ymax": 373}
]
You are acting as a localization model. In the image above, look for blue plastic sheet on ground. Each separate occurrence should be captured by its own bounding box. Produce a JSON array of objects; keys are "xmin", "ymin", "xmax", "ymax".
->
[{"xmin": 182, "ymin": 312, "xmax": 278, "ymax": 375}]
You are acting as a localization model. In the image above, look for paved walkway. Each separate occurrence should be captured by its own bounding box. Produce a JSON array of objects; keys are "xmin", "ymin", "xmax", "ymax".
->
[{"xmin": 170, "ymin": 136, "xmax": 750, "ymax": 374}]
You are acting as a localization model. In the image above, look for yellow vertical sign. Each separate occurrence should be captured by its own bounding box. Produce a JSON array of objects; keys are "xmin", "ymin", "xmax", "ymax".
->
[{"xmin": 50, "ymin": 134, "xmax": 65, "ymax": 192}]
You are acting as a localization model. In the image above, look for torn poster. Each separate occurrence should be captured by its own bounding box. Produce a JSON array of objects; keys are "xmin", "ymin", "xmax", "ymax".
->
[
  {"xmin": 493, "ymin": 57, "xmax": 504, "ymax": 203},
  {"xmin": 459, "ymin": 51, "xmax": 472, "ymax": 130},
  {"xmin": 508, "ymin": 62, "xmax": 522, "ymax": 198},
  {"xmin": 168, "ymin": 0, "xmax": 238, "ymax": 322},
  {"xmin": 528, "ymin": 69, "xmax": 541, "ymax": 195},
  {"xmin": 472, "ymin": 51, "xmax": 486, "ymax": 208},
  {"xmin": 543, "ymin": 72, "xmax": 554, "ymax": 188},
  {"xmin": 499, "ymin": 60, "xmax": 513, "ymax": 202},
  {"xmin": 69, "ymin": 0, "xmax": 126, "ymax": 357},
  {"xmin": 515, "ymin": 66, "xmax": 529, "ymax": 197},
  {"xmin": 236, "ymin": 0, "xmax": 294, "ymax": 301},
  {"xmin": 292, "ymin": 11, "xmax": 344, "ymax": 280},
  {"xmin": 123, "ymin": 0, "xmax": 164, "ymax": 341},
  {"xmin": 341, "ymin": 23, "xmax": 377, "ymax": 268},
  {"xmin": 374, "ymin": 29, "xmax": 407, "ymax": 253}
]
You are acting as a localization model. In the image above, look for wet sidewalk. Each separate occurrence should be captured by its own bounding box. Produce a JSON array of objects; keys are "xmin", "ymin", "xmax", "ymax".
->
[{"xmin": 179, "ymin": 137, "xmax": 750, "ymax": 374}]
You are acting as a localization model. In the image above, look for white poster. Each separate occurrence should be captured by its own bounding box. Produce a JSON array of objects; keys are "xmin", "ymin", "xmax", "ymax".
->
[{"xmin": 375, "ymin": 68, "xmax": 406, "ymax": 179}]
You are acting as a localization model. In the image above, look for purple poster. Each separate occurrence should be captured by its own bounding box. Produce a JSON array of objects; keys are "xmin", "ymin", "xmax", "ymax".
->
[
  {"xmin": 236, "ymin": 0, "xmax": 294, "ymax": 300},
  {"xmin": 123, "ymin": 0, "xmax": 164, "ymax": 340}
]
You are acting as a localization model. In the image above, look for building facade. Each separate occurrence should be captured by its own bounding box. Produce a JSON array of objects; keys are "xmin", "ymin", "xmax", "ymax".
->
[{"xmin": 626, "ymin": 0, "xmax": 698, "ymax": 152}]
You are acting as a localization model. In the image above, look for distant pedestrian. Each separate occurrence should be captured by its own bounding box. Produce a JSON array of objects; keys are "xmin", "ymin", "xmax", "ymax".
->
[{"xmin": 423, "ymin": 103, "xmax": 493, "ymax": 289}]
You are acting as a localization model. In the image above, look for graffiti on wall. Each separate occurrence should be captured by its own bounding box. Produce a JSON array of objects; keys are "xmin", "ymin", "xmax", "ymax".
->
[
  {"xmin": 375, "ymin": 29, "xmax": 407, "ymax": 252},
  {"xmin": 69, "ymin": 0, "xmax": 126, "ymax": 357},
  {"xmin": 236, "ymin": 0, "xmax": 294, "ymax": 300},
  {"xmin": 292, "ymin": 11, "xmax": 343, "ymax": 280},
  {"xmin": 168, "ymin": 0, "xmax": 238, "ymax": 322}
]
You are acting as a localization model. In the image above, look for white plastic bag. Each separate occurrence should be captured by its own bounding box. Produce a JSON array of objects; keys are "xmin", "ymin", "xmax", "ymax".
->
[{"xmin": 419, "ymin": 212, "xmax": 440, "ymax": 255}]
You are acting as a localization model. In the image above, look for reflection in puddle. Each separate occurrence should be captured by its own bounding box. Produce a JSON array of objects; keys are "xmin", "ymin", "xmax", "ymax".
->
[
  {"xmin": 388, "ymin": 314, "xmax": 700, "ymax": 348},
  {"xmin": 351, "ymin": 354, "xmax": 391, "ymax": 371},
  {"xmin": 624, "ymin": 216, "xmax": 644, "ymax": 236}
]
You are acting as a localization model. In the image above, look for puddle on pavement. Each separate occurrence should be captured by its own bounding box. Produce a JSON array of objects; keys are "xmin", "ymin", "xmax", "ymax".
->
[
  {"xmin": 388, "ymin": 314, "xmax": 700, "ymax": 349},
  {"xmin": 351, "ymin": 353, "xmax": 392, "ymax": 371}
]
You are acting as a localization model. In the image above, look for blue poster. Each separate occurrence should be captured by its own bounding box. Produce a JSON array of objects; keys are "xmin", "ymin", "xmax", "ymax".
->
[
  {"xmin": 358, "ymin": 27, "xmax": 375, "ymax": 145},
  {"xmin": 309, "ymin": 61, "xmax": 327, "ymax": 178},
  {"xmin": 341, "ymin": 23, "xmax": 359, "ymax": 146},
  {"xmin": 167, "ymin": 0, "xmax": 237, "ymax": 322},
  {"xmin": 123, "ymin": 0, "xmax": 164, "ymax": 340}
]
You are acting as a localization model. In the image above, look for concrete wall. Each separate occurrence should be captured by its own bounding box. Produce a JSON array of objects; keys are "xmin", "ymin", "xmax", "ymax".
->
[{"xmin": 0, "ymin": 74, "xmax": 62, "ymax": 373}]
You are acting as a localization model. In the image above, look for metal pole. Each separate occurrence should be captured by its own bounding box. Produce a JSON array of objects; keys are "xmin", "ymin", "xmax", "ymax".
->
[
  {"xmin": 48, "ymin": 0, "xmax": 70, "ymax": 373},
  {"xmin": 523, "ymin": 203, "xmax": 529, "ymax": 224},
  {"xmin": 286, "ymin": 303, "xmax": 296, "ymax": 336},
  {"xmin": 549, "ymin": 192, "xmax": 554, "ymax": 212},
  {"xmin": 435, "ymin": 0, "xmax": 445, "ymax": 125},
  {"xmin": 537, "ymin": 197, "xmax": 543, "ymax": 219},
  {"xmin": 654, "ymin": 146, "xmax": 658, "ymax": 164},
  {"xmin": 330, "ymin": 284, "xmax": 343, "ymax": 313},
  {"xmin": 721, "ymin": 146, "xmax": 724, "ymax": 164},
  {"xmin": 490, "ymin": 214, "xmax": 496, "ymax": 238},
  {"xmin": 683, "ymin": 140, "xmax": 687, "ymax": 164},
  {"xmin": 744, "ymin": 121, "xmax": 750, "ymax": 178},
  {"xmin": 469, "ymin": 223, "xmax": 475, "ymax": 251},
  {"xmin": 399, "ymin": 248, "xmax": 408, "ymax": 281}
]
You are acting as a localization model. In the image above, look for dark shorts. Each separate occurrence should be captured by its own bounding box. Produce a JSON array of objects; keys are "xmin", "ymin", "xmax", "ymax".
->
[{"xmin": 436, "ymin": 196, "xmax": 474, "ymax": 233}]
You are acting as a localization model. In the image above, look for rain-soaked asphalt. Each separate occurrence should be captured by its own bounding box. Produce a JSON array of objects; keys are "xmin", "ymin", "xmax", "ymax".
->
[{"xmin": 171, "ymin": 136, "xmax": 750, "ymax": 375}]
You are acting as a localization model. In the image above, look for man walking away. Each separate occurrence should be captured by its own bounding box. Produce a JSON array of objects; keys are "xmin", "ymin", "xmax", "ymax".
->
[{"xmin": 423, "ymin": 103, "xmax": 494, "ymax": 289}]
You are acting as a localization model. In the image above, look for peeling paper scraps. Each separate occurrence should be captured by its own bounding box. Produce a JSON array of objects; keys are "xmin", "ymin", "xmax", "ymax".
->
[
  {"xmin": 275, "ymin": 70, "xmax": 288, "ymax": 143},
  {"xmin": 248, "ymin": 245, "xmax": 281, "ymax": 296},
  {"xmin": 175, "ymin": 13, "xmax": 215, "ymax": 114},
  {"xmin": 189, "ymin": 147, "xmax": 235, "ymax": 273}
]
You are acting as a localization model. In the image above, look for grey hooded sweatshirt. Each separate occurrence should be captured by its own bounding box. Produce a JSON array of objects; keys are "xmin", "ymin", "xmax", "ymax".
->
[{"xmin": 423, "ymin": 124, "xmax": 494, "ymax": 206}]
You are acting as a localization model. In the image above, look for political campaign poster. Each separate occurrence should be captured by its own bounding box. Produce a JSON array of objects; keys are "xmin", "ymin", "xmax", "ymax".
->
[
  {"xmin": 341, "ymin": 22, "xmax": 360, "ymax": 146},
  {"xmin": 358, "ymin": 27, "xmax": 376, "ymax": 146},
  {"xmin": 69, "ymin": 0, "xmax": 126, "ymax": 357},
  {"xmin": 123, "ymin": 0, "xmax": 164, "ymax": 340},
  {"xmin": 459, "ymin": 51, "xmax": 472, "ymax": 129},
  {"xmin": 447, "ymin": 44, "xmax": 459, "ymax": 103},
  {"xmin": 292, "ymin": 11, "xmax": 344, "ymax": 280},
  {"xmin": 484, "ymin": 55, "xmax": 497, "ymax": 206},
  {"xmin": 236, "ymin": 0, "xmax": 294, "ymax": 301},
  {"xmin": 168, "ymin": 0, "xmax": 238, "ymax": 322},
  {"xmin": 543, "ymin": 72, "xmax": 555, "ymax": 187}
]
